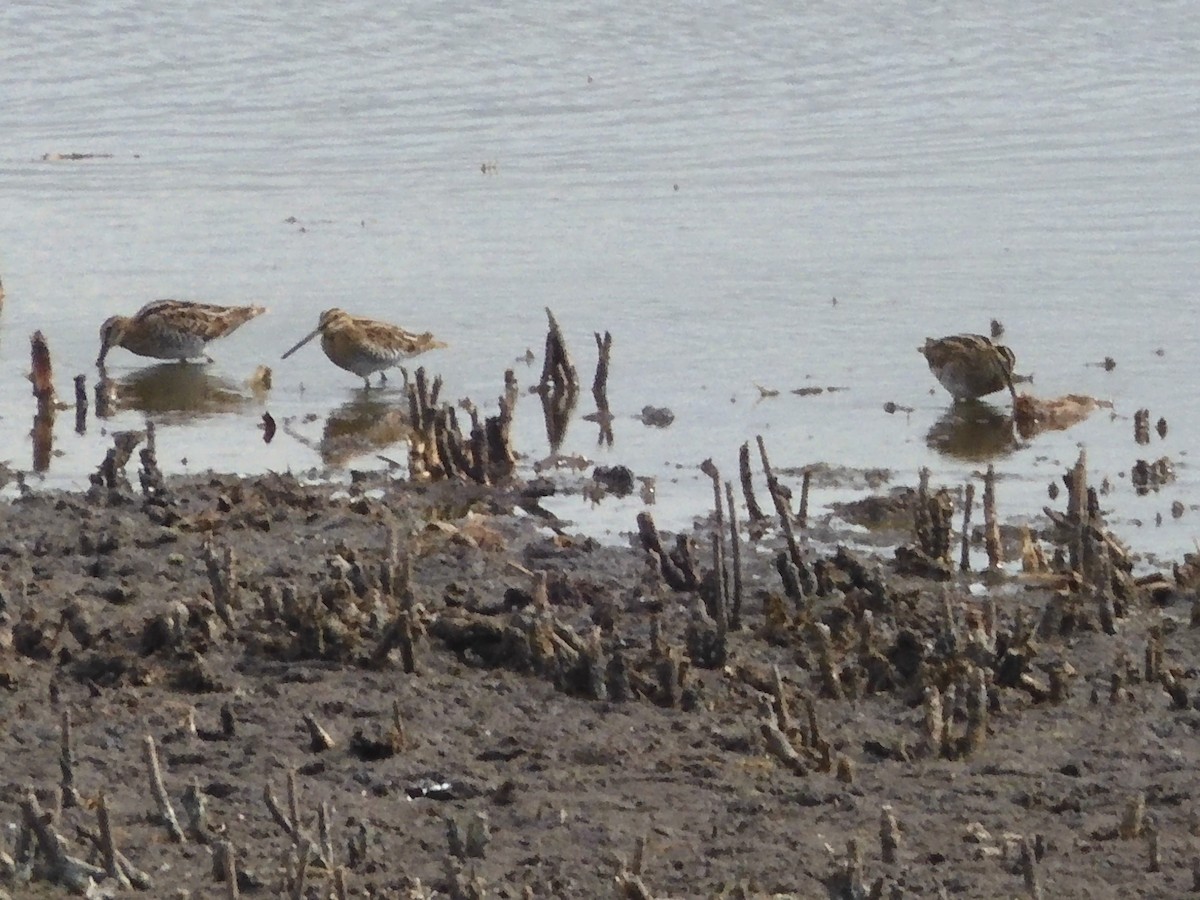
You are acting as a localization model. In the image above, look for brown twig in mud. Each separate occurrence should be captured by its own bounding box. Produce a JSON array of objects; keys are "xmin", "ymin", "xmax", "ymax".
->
[
  {"xmin": 143, "ymin": 734, "xmax": 185, "ymax": 843},
  {"xmin": 738, "ymin": 441, "xmax": 767, "ymax": 524},
  {"xmin": 756, "ymin": 435, "xmax": 815, "ymax": 595}
]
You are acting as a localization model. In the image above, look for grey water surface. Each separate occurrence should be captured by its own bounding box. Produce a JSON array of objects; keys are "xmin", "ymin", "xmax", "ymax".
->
[{"xmin": 1, "ymin": 1, "xmax": 1198, "ymax": 559}]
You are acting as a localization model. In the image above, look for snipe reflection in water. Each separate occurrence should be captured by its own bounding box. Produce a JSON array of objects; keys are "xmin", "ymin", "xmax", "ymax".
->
[
  {"xmin": 294, "ymin": 391, "xmax": 412, "ymax": 467},
  {"xmin": 96, "ymin": 363, "xmax": 260, "ymax": 420},
  {"xmin": 925, "ymin": 400, "xmax": 1018, "ymax": 461}
]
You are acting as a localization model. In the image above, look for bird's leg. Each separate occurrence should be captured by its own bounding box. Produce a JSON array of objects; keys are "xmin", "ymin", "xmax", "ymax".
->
[
  {"xmin": 362, "ymin": 376, "xmax": 372, "ymax": 390},
  {"xmin": 379, "ymin": 372, "xmax": 388, "ymax": 385}
]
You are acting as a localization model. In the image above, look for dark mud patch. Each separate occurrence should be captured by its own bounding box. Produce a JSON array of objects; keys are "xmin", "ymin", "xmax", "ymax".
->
[{"xmin": 1, "ymin": 469, "xmax": 1199, "ymax": 898}]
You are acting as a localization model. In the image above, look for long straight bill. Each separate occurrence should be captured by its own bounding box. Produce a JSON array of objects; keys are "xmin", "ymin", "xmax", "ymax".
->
[{"xmin": 281, "ymin": 327, "xmax": 321, "ymax": 360}]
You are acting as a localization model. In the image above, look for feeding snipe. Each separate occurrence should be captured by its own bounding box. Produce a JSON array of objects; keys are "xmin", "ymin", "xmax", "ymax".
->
[
  {"xmin": 281, "ymin": 308, "xmax": 446, "ymax": 388},
  {"xmin": 97, "ymin": 300, "xmax": 267, "ymax": 367},
  {"xmin": 920, "ymin": 333, "xmax": 1017, "ymax": 401}
]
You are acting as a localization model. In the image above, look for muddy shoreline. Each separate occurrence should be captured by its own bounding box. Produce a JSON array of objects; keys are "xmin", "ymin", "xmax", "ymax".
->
[{"xmin": 1, "ymin": 458, "xmax": 1199, "ymax": 899}]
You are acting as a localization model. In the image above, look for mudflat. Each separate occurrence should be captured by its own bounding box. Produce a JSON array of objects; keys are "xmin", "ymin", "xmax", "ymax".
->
[{"xmin": 0, "ymin": 464, "xmax": 1197, "ymax": 899}]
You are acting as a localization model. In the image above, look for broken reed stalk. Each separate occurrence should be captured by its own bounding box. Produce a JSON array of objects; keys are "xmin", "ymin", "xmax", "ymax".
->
[
  {"xmin": 700, "ymin": 459, "xmax": 729, "ymax": 627},
  {"xmin": 31, "ymin": 335, "xmax": 56, "ymax": 472},
  {"xmin": 592, "ymin": 330, "xmax": 614, "ymax": 445},
  {"xmin": 760, "ymin": 719, "xmax": 808, "ymax": 775},
  {"xmin": 538, "ymin": 307, "xmax": 580, "ymax": 394},
  {"xmin": 1120, "ymin": 792, "xmax": 1146, "ymax": 840},
  {"xmin": 302, "ymin": 715, "xmax": 337, "ymax": 752},
  {"xmin": 770, "ymin": 665, "xmax": 791, "ymax": 733},
  {"xmin": 738, "ymin": 441, "xmax": 767, "ymax": 523},
  {"xmin": 59, "ymin": 708, "xmax": 80, "ymax": 810},
  {"xmin": 963, "ymin": 666, "xmax": 988, "ymax": 757},
  {"xmin": 1067, "ymin": 450, "xmax": 1087, "ymax": 574},
  {"xmin": 318, "ymin": 801, "xmax": 335, "ymax": 867},
  {"xmin": 880, "ymin": 804, "xmax": 901, "ymax": 864},
  {"xmin": 923, "ymin": 686, "xmax": 945, "ymax": 758},
  {"xmin": 20, "ymin": 790, "xmax": 106, "ymax": 891},
  {"xmin": 183, "ymin": 779, "xmax": 212, "ymax": 844},
  {"xmin": 143, "ymin": 734, "xmax": 186, "ymax": 843},
  {"xmin": 74, "ymin": 373, "xmax": 87, "ymax": 434},
  {"xmin": 797, "ymin": 469, "xmax": 812, "ymax": 528},
  {"xmin": 96, "ymin": 791, "xmax": 131, "ymax": 888},
  {"xmin": 756, "ymin": 435, "xmax": 815, "ymax": 596},
  {"xmin": 724, "ymin": 480, "xmax": 744, "ymax": 630},
  {"xmin": 30, "ymin": 330, "xmax": 57, "ymax": 414},
  {"xmin": 960, "ymin": 482, "xmax": 975, "ymax": 571},
  {"xmin": 203, "ymin": 541, "xmax": 238, "ymax": 629},
  {"xmin": 1018, "ymin": 837, "xmax": 1043, "ymax": 900},
  {"xmin": 983, "ymin": 464, "xmax": 1001, "ymax": 569},
  {"xmin": 216, "ymin": 840, "xmax": 240, "ymax": 900},
  {"xmin": 636, "ymin": 511, "xmax": 696, "ymax": 591}
]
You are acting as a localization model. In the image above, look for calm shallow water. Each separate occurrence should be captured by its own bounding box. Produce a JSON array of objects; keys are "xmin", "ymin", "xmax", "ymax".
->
[{"xmin": 1, "ymin": 1, "xmax": 1198, "ymax": 559}]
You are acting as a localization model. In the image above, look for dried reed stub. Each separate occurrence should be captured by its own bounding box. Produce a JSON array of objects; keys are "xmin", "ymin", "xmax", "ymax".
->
[
  {"xmin": 914, "ymin": 468, "xmax": 954, "ymax": 564},
  {"xmin": 406, "ymin": 367, "xmax": 517, "ymax": 483},
  {"xmin": 30, "ymin": 330, "xmax": 57, "ymax": 412},
  {"xmin": 738, "ymin": 441, "xmax": 767, "ymax": 524},
  {"xmin": 1018, "ymin": 836, "xmax": 1043, "ymax": 900},
  {"xmin": 73, "ymin": 373, "xmax": 88, "ymax": 434},
  {"xmin": 1119, "ymin": 792, "xmax": 1146, "ymax": 840},
  {"xmin": 756, "ymin": 435, "xmax": 815, "ymax": 594},
  {"xmin": 960, "ymin": 482, "xmax": 975, "ymax": 571},
  {"xmin": 880, "ymin": 805, "xmax": 901, "ymax": 864},
  {"xmin": 983, "ymin": 464, "xmax": 1002, "ymax": 570},
  {"xmin": 590, "ymin": 330, "xmax": 614, "ymax": 445},
  {"xmin": 537, "ymin": 306, "xmax": 579, "ymax": 394}
]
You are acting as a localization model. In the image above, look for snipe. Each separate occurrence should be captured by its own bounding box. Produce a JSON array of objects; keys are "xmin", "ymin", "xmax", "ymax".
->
[{"xmin": 281, "ymin": 308, "xmax": 446, "ymax": 388}]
